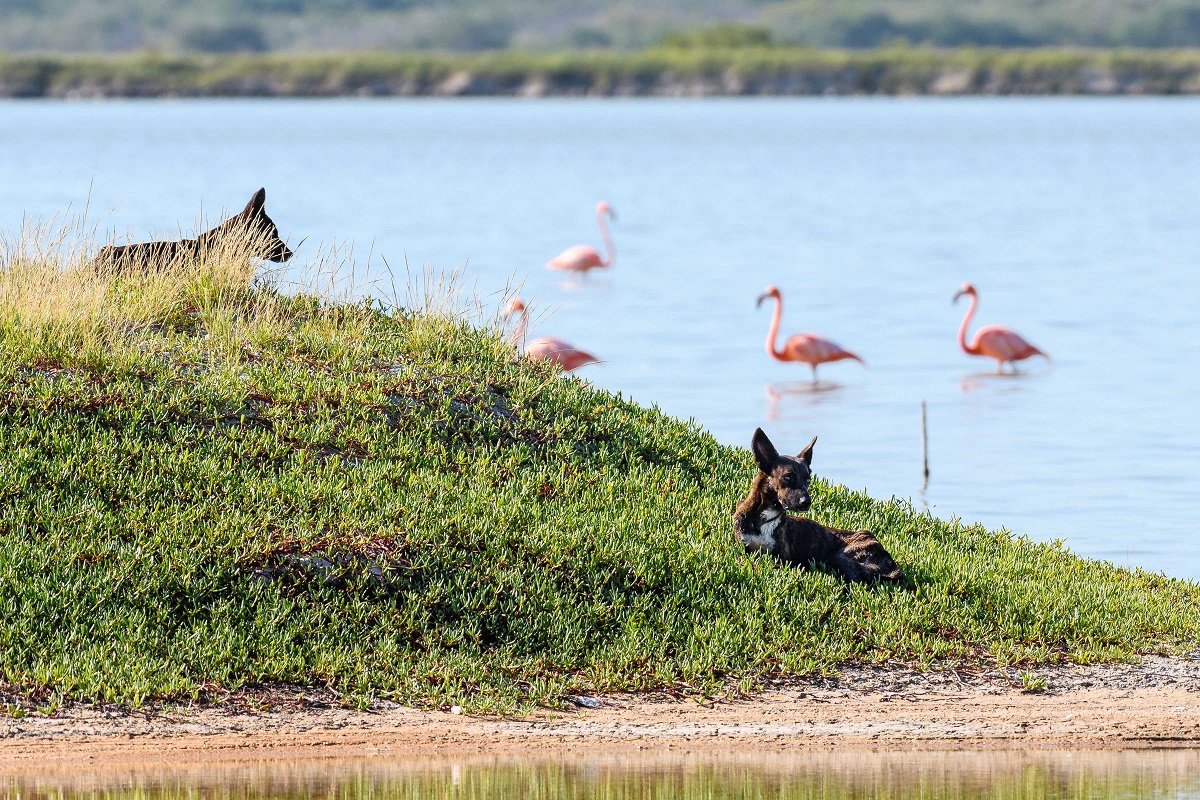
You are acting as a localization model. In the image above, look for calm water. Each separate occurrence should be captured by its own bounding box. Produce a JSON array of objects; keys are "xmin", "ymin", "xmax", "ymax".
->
[
  {"xmin": 4, "ymin": 751, "xmax": 1200, "ymax": 799},
  {"xmin": 2, "ymin": 98, "xmax": 1199, "ymax": 579}
]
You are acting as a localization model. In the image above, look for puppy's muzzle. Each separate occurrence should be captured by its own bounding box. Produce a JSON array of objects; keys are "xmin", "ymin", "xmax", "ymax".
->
[{"xmin": 780, "ymin": 492, "xmax": 811, "ymax": 513}]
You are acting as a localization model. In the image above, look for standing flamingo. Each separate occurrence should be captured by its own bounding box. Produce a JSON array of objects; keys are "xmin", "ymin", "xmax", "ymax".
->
[
  {"xmin": 953, "ymin": 282, "xmax": 1048, "ymax": 373},
  {"xmin": 503, "ymin": 297, "xmax": 600, "ymax": 372},
  {"xmin": 546, "ymin": 201, "xmax": 616, "ymax": 273},
  {"xmin": 756, "ymin": 285, "xmax": 864, "ymax": 382}
]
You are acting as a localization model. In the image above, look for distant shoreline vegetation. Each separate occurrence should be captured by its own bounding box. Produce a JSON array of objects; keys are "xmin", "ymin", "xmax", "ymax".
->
[{"xmin": 8, "ymin": 48, "xmax": 1200, "ymax": 98}]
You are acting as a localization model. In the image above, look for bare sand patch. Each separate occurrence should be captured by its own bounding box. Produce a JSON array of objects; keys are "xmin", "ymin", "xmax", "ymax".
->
[{"xmin": 1, "ymin": 655, "xmax": 1197, "ymax": 767}]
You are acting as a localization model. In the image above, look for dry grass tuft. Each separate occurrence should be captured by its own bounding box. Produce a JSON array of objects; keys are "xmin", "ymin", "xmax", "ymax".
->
[{"xmin": 0, "ymin": 216, "xmax": 325, "ymax": 367}]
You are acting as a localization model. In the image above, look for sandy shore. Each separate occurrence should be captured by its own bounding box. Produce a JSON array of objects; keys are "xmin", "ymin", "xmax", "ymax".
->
[{"xmin": 2, "ymin": 655, "xmax": 1198, "ymax": 767}]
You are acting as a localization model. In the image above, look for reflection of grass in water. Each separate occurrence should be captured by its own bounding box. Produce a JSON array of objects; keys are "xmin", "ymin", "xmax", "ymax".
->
[
  {"xmin": 387, "ymin": 756, "xmax": 1198, "ymax": 800},
  {"xmin": 0, "ymin": 219, "xmax": 1197, "ymax": 713},
  {"xmin": 8, "ymin": 751, "xmax": 1200, "ymax": 799}
]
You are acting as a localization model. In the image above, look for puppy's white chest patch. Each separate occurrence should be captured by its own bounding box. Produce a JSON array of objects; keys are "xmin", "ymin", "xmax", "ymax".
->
[{"xmin": 740, "ymin": 509, "xmax": 781, "ymax": 553}]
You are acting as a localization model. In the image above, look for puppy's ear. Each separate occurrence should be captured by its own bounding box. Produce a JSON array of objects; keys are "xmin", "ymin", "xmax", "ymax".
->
[
  {"xmin": 242, "ymin": 188, "xmax": 266, "ymax": 216},
  {"xmin": 751, "ymin": 428, "xmax": 779, "ymax": 474},
  {"xmin": 796, "ymin": 435, "xmax": 817, "ymax": 466}
]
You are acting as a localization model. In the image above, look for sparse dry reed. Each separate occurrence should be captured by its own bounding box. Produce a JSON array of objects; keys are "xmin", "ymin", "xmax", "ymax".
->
[
  {"xmin": 0, "ymin": 214, "xmax": 114, "ymax": 365},
  {"xmin": 0, "ymin": 215, "xmax": 326, "ymax": 367}
]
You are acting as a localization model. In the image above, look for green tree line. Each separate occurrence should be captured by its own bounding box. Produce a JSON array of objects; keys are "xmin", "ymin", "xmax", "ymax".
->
[{"xmin": 7, "ymin": 0, "xmax": 1200, "ymax": 53}]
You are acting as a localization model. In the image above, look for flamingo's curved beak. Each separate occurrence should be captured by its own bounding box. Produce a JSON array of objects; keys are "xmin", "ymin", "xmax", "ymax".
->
[
  {"xmin": 608, "ymin": 208, "xmax": 618, "ymax": 221},
  {"xmin": 952, "ymin": 289, "xmax": 966, "ymax": 304},
  {"xmin": 756, "ymin": 293, "xmax": 769, "ymax": 308}
]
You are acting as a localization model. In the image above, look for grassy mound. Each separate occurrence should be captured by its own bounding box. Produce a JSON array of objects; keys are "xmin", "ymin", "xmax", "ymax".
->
[{"xmin": 0, "ymin": 231, "xmax": 1196, "ymax": 711}]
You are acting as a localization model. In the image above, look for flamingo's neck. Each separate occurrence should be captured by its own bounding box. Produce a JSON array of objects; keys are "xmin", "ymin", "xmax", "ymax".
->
[
  {"xmin": 508, "ymin": 308, "xmax": 528, "ymax": 347},
  {"xmin": 596, "ymin": 209, "xmax": 615, "ymax": 267},
  {"xmin": 765, "ymin": 296, "xmax": 787, "ymax": 362},
  {"xmin": 958, "ymin": 292, "xmax": 980, "ymax": 355}
]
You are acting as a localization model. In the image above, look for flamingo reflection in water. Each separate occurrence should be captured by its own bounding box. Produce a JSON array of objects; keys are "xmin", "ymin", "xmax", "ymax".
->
[{"xmin": 764, "ymin": 382, "xmax": 846, "ymax": 421}]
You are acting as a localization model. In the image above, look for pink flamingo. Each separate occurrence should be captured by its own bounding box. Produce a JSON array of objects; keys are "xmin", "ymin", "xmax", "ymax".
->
[
  {"xmin": 546, "ymin": 201, "xmax": 616, "ymax": 272},
  {"xmin": 756, "ymin": 285, "xmax": 864, "ymax": 381},
  {"xmin": 953, "ymin": 282, "xmax": 1048, "ymax": 373},
  {"xmin": 503, "ymin": 297, "xmax": 600, "ymax": 372}
]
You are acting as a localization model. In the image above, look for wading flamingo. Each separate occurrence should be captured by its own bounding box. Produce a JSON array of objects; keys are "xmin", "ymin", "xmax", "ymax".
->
[
  {"xmin": 756, "ymin": 286, "xmax": 864, "ymax": 382},
  {"xmin": 504, "ymin": 297, "xmax": 600, "ymax": 372},
  {"xmin": 953, "ymin": 282, "xmax": 1048, "ymax": 373},
  {"xmin": 546, "ymin": 201, "xmax": 616, "ymax": 272}
]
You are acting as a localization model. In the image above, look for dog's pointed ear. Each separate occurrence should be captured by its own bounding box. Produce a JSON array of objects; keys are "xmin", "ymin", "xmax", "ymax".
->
[
  {"xmin": 242, "ymin": 188, "xmax": 266, "ymax": 216},
  {"xmin": 751, "ymin": 428, "xmax": 779, "ymax": 474},
  {"xmin": 797, "ymin": 435, "xmax": 817, "ymax": 466}
]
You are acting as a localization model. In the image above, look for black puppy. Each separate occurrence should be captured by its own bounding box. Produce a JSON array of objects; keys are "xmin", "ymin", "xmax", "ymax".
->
[
  {"xmin": 91, "ymin": 188, "xmax": 293, "ymax": 273},
  {"xmin": 733, "ymin": 428, "xmax": 904, "ymax": 584}
]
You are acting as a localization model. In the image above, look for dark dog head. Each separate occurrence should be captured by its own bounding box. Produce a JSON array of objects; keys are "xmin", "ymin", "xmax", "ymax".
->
[
  {"xmin": 204, "ymin": 188, "xmax": 294, "ymax": 263},
  {"xmin": 750, "ymin": 427, "xmax": 816, "ymax": 513}
]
